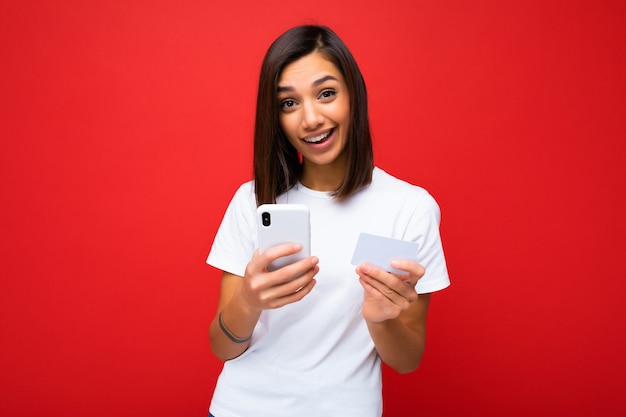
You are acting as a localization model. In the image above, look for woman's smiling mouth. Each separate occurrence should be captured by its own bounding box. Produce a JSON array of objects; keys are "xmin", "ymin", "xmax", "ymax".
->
[{"xmin": 303, "ymin": 128, "xmax": 334, "ymax": 144}]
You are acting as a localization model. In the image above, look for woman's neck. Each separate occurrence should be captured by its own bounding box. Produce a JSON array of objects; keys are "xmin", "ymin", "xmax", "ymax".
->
[{"xmin": 300, "ymin": 159, "xmax": 346, "ymax": 192}]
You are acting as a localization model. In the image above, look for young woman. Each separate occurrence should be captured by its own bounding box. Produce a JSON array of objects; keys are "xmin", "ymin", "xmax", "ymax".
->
[{"xmin": 207, "ymin": 25, "xmax": 449, "ymax": 417}]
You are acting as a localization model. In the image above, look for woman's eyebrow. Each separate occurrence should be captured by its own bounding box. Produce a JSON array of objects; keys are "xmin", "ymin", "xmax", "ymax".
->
[
  {"xmin": 312, "ymin": 75, "xmax": 338, "ymax": 86},
  {"xmin": 277, "ymin": 75, "xmax": 339, "ymax": 93}
]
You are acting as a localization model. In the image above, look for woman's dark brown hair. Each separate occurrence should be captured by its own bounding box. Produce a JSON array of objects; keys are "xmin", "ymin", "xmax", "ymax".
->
[{"xmin": 253, "ymin": 25, "xmax": 373, "ymax": 206}]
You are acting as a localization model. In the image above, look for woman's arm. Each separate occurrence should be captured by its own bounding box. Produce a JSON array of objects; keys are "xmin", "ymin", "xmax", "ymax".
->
[
  {"xmin": 209, "ymin": 244, "xmax": 319, "ymax": 361},
  {"xmin": 356, "ymin": 259, "xmax": 430, "ymax": 373},
  {"xmin": 209, "ymin": 271, "xmax": 260, "ymax": 360}
]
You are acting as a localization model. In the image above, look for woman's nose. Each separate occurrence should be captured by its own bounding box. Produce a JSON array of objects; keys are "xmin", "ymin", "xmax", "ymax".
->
[{"xmin": 301, "ymin": 102, "xmax": 324, "ymax": 130}]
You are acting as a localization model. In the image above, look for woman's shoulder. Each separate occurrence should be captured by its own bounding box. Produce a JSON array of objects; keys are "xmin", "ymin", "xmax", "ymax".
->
[
  {"xmin": 224, "ymin": 179, "xmax": 257, "ymax": 212},
  {"xmin": 232, "ymin": 179, "xmax": 255, "ymax": 196},
  {"xmin": 370, "ymin": 167, "xmax": 441, "ymax": 220},
  {"xmin": 372, "ymin": 167, "xmax": 432, "ymax": 199}
]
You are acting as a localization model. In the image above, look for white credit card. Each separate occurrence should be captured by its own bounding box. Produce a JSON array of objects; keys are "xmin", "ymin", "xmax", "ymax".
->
[{"xmin": 351, "ymin": 233, "xmax": 418, "ymax": 274}]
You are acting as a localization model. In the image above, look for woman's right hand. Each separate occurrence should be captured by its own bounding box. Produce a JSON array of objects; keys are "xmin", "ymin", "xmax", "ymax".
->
[
  {"xmin": 210, "ymin": 244, "xmax": 318, "ymax": 360},
  {"xmin": 240, "ymin": 243, "xmax": 319, "ymax": 312}
]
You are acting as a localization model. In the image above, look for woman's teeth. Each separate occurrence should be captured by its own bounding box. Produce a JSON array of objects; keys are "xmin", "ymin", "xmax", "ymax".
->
[{"xmin": 304, "ymin": 130, "xmax": 332, "ymax": 143}]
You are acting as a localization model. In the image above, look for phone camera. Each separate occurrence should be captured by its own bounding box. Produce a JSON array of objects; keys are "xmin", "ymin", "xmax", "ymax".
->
[{"xmin": 261, "ymin": 212, "xmax": 271, "ymax": 227}]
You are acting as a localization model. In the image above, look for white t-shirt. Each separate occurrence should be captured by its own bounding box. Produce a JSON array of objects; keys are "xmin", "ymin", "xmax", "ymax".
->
[{"xmin": 207, "ymin": 167, "xmax": 450, "ymax": 417}]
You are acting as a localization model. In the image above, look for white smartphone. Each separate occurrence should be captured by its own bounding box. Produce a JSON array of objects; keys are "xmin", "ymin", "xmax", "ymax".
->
[{"xmin": 257, "ymin": 204, "xmax": 311, "ymax": 272}]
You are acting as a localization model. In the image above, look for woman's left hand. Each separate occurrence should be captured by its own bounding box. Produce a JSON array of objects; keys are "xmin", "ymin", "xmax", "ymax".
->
[{"xmin": 355, "ymin": 260, "xmax": 425, "ymax": 323}]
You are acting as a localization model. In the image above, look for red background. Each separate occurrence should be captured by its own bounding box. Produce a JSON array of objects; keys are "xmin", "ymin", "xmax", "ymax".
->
[{"xmin": 1, "ymin": 1, "xmax": 625, "ymax": 416}]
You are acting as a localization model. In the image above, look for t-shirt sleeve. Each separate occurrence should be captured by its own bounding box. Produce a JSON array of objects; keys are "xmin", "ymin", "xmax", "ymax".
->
[
  {"xmin": 406, "ymin": 192, "xmax": 450, "ymax": 294},
  {"xmin": 206, "ymin": 182, "xmax": 257, "ymax": 278}
]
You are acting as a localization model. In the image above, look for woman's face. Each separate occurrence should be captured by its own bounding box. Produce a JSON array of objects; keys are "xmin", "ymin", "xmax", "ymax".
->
[{"xmin": 277, "ymin": 52, "xmax": 350, "ymax": 173}]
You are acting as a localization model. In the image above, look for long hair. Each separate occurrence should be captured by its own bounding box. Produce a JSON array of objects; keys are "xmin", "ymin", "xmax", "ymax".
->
[{"xmin": 253, "ymin": 25, "xmax": 373, "ymax": 206}]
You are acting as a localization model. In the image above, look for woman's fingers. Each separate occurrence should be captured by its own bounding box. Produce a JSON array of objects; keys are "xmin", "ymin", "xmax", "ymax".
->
[
  {"xmin": 390, "ymin": 259, "xmax": 426, "ymax": 286},
  {"xmin": 243, "ymin": 245, "xmax": 319, "ymax": 310},
  {"xmin": 356, "ymin": 263, "xmax": 419, "ymax": 304}
]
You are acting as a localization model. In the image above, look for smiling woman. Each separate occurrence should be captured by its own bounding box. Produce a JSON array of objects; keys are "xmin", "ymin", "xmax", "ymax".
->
[
  {"xmin": 276, "ymin": 53, "xmax": 351, "ymax": 190},
  {"xmin": 253, "ymin": 25, "xmax": 374, "ymax": 205},
  {"xmin": 1, "ymin": 2, "xmax": 624, "ymax": 416},
  {"xmin": 205, "ymin": 25, "xmax": 450, "ymax": 417}
]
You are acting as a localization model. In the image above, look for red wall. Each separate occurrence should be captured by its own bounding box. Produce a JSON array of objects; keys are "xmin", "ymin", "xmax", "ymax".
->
[{"xmin": 1, "ymin": 1, "xmax": 625, "ymax": 416}]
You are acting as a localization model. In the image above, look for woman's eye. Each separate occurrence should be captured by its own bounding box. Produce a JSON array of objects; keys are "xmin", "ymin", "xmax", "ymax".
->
[
  {"xmin": 320, "ymin": 89, "xmax": 336, "ymax": 100},
  {"xmin": 280, "ymin": 99, "xmax": 296, "ymax": 110}
]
